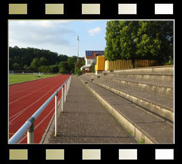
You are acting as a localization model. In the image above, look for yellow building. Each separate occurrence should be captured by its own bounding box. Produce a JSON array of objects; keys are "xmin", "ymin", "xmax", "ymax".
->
[{"xmin": 95, "ymin": 56, "xmax": 105, "ymax": 72}]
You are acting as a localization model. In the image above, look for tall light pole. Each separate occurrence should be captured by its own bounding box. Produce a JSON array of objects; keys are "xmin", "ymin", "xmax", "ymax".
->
[{"xmin": 77, "ymin": 35, "xmax": 79, "ymax": 62}]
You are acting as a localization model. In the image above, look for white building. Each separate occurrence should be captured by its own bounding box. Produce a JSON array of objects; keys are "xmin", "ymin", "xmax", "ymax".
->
[{"xmin": 81, "ymin": 50, "xmax": 104, "ymax": 72}]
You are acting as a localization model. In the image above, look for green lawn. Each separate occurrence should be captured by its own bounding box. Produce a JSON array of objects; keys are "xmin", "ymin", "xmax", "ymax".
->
[{"xmin": 9, "ymin": 74, "xmax": 59, "ymax": 85}]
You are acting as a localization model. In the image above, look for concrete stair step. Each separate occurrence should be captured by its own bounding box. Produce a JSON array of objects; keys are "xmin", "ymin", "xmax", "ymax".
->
[
  {"xmin": 87, "ymin": 73, "xmax": 173, "ymax": 99},
  {"xmin": 82, "ymin": 75, "xmax": 173, "ymax": 123},
  {"xmin": 104, "ymin": 65, "xmax": 174, "ymax": 74},
  {"xmin": 95, "ymin": 75, "xmax": 173, "ymax": 99},
  {"xmin": 104, "ymin": 73, "xmax": 173, "ymax": 84},
  {"xmin": 79, "ymin": 76, "xmax": 173, "ymax": 144}
]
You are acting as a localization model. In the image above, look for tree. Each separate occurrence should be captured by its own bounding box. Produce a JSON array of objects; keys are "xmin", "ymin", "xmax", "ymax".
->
[
  {"xmin": 13, "ymin": 63, "xmax": 20, "ymax": 70},
  {"xmin": 59, "ymin": 61, "xmax": 70, "ymax": 73},
  {"xmin": 9, "ymin": 47, "xmax": 68, "ymax": 69},
  {"xmin": 57, "ymin": 54, "xmax": 68, "ymax": 63},
  {"xmin": 49, "ymin": 65, "xmax": 59, "ymax": 73},
  {"xmin": 59, "ymin": 67, "xmax": 69, "ymax": 74},
  {"xmin": 76, "ymin": 58, "xmax": 85, "ymax": 70},
  {"xmin": 67, "ymin": 56, "xmax": 77, "ymax": 73},
  {"xmin": 23, "ymin": 65, "xmax": 29, "ymax": 70},
  {"xmin": 119, "ymin": 21, "xmax": 140, "ymax": 67},
  {"xmin": 105, "ymin": 21, "xmax": 173, "ymax": 66},
  {"xmin": 39, "ymin": 57, "xmax": 49, "ymax": 66},
  {"xmin": 30, "ymin": 58, "xmax": 39, "ymax": 72},
  {"xmin": 105, "ymin": 21, "xmax": 121, "ymax": 61},
  {"xmin": 136, "ymin": 21, "xmax": 173, "ymax": 64},
  {"xmin": 9, "ymin": 58, "xmax": 14, "ymax": 70},
  {"xmin": 105, "ymin": 21, "xmax": 140, "ymax": 67},
  {"xmin": 38, "ymin": 65, "xmax": 51, "ymax": 73},
  {"xmin": 9, "ymin": 46, "xmax": 87, "ymax": 73}
]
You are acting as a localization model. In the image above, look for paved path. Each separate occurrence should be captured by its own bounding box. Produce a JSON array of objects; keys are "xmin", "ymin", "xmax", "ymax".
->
[{"xmin": 42, "ymin": 75, "xmax": 136, "ymax": 144}]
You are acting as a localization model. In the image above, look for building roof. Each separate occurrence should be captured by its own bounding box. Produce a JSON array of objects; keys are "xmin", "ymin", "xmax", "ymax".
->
[
  {"xmin": 86, "ymin": 56, "xmax": 95, "ymax": 59},
  {"xmin": 85, "ymin": 50, "xmax": 104, "ymax": 59}
]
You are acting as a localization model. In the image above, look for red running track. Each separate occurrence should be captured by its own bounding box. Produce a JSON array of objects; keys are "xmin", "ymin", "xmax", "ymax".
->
[{"xmin": 9, "ymin": 75, "xmax": 70, "ymax": 143}]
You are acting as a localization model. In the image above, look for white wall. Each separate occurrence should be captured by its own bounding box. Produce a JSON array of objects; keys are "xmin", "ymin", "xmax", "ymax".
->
[{"xmin": 85, "ymin": 59, "xmax": 94, "ymax": 65}]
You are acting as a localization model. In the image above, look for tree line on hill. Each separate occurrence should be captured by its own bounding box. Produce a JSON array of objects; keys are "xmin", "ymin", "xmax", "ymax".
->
[
  {"xmin": 105, "ymin": 21, "xmax": 173, "ymax": 67},
  {"xmin": 9, "ymin": 46, "xmax": 85, "ymax": 74}
]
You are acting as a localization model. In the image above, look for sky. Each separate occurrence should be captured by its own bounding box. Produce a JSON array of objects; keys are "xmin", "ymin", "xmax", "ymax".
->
[{"xmin": 9, "ymin": 20, "xmax": 108, "ymax": 57}]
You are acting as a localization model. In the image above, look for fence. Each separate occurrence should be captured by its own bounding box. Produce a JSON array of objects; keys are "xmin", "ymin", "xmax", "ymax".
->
[
  {"xmin": 9, "ymin": 75, "xmax": 72, "ymax": 144},
  {"xmin": 135, "ymin": 60, "xmax": 158, "ymax": 68},
  {"xmin": 105, "ymin": 59, "xmax": 158, "ymax": 71},
  {"xmin": 9, "ymin": 70, "xmax": 34, "ymax": 74}
]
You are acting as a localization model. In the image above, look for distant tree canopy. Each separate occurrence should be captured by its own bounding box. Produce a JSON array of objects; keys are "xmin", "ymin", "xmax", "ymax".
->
[
  {"xmin": 105, "ymin": 21, "xmax": 173, "ymax": 66},
  {"xmin": 9, "ymin": 46, "xmax": 84, "ymax": 74}
]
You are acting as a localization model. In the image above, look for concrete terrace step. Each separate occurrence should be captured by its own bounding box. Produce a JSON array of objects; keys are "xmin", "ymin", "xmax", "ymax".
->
[
  {"xmin": 82, "ymin": 74, "xmax": 173, "ymax": 123},
  {"xmin": 85, "ymin": 66, "xmax": 174, "ymax": 98},
  {"xmin": 105, "ymin": 65, "xmax": 174, "ymax": 74},
  {"xmin": 88, "ymin": 74, "xmax": 173, "ymax": 98},
  {"xmin": 103, "ymin": 73, "xmax": 173, "ymax": 84},
  {"xmin": 79, "ymin": 76, "xmax": 173, "ymax": 144}
]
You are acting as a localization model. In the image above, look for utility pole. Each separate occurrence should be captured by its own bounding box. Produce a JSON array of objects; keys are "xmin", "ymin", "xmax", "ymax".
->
[
  {"xmin": 22, "ymin": 57, "xmax": 23, "ymax": 69},
  {"xmin": 77, "ymin": 35, "xmax": 79, "ymax": 62}
]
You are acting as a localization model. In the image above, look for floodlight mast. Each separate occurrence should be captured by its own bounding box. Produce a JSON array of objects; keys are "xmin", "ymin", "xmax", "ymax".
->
[{"xmin": 77, "ymin": 35, "xmax": 79, "ymax": 61}]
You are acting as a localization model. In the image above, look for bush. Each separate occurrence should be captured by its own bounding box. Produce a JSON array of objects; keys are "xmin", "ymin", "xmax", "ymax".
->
[
  {"xmin": 91, "ymin": 62, "xmax": 95, "ymax": 72},
  {"xmin": 38, "ymin": 66, "xmax": 51, "ymax": 73},
  {"xmin": 49, "ymin": 65, "xmax": 59, "ymax": 73},
  {"xmin": 74, "ymin": 68, "xmax": 83, "ymax": 76},
  {"xmin": 165, "ymin": 58, "xmax": 173, "ymax": 65},
  {"xmin": 59, "ymin": 67, "xmax": 69, "ymax": 74},
  {"xmin": 13, "ymin": 63, "xmax": 21, "ymax": 70}
]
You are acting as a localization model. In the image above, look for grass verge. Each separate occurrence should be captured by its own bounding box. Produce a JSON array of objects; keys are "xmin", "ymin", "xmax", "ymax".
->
[{"xmin": 9, "ymin": 74, "xmax": 59, "ymax": 85}]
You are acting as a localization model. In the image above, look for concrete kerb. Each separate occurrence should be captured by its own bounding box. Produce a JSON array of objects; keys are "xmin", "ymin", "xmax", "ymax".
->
[{"xmin": 78, "ymin": 77, "xmax": 156, "ymax": 144}]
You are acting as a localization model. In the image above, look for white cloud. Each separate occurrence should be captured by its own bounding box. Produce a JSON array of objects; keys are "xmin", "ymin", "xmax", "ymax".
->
[
  {"xmin": 15, "ymin": 20, "xmax": 73, "ymax": 27},
  {"xmin": 9, "ymin": 20, "xmax": 76, "ymax": 48},
  {"xmin": 88, "ymin": 27, "xmax": 102, "ymax": 36},
  {"xmin": 37, "ymin": 20, "xmax": 73, "ymax": 27}
]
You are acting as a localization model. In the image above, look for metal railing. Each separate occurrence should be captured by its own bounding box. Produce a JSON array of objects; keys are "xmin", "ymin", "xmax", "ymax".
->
[{"xmin": 9, "ymin": 75, "xmax": 72, "ymax": 144}]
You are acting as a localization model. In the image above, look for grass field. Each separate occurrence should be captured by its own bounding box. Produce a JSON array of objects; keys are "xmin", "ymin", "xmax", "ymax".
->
[{"xmin": 9, "ymin": 74, "xmax": 59, "ymax": 85}]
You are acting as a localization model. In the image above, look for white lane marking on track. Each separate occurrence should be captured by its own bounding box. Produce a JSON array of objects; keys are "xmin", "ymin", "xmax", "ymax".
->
[
  {"xmin": 9, "ymin": 76, "xmax": 69, "ymax": 125},
  {"xmin": 9, "ymin": 77, "xmax": 66, "ymax": 123},
  {"xmin": 9, "ymin": 76, "xmax": 57, "ymax": 96},
  {"xmin": 9, "ymin": 79, "xmax": 59, "ymax": 120},
  {"xmin": 18, "ymin": 106, "xmax": 55, "ymax": 143},
  {"xmin": 9, "ymin": 77, "xmax": 61, "ymax": 104}
]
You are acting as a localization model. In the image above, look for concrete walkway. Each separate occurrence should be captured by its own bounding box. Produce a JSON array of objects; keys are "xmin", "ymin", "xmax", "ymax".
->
[{"xmin": 42, "ymin": 75, "xmax": 136, "ymax": 144}]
